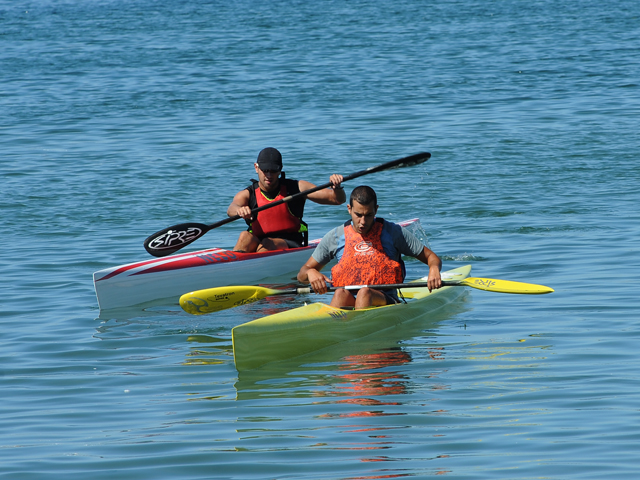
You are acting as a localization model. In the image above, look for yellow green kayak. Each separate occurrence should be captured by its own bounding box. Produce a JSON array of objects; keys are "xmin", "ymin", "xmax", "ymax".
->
[{"xmin": 232, "ymin": 264, "xmax": 472, "ymax": 371}]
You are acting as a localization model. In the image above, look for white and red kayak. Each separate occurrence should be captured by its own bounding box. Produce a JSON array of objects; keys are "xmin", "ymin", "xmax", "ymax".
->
[{"xmin": 93, "ymin": 218, "xmax": 420, "ymax": 310}]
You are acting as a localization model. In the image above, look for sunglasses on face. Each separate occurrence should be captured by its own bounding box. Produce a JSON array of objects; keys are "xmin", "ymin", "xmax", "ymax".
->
[{"xmin": 260, "ymin": 168, "xmax": 281, "ymax": 174}]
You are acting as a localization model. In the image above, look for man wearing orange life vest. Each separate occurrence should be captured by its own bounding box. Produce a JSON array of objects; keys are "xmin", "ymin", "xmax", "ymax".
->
[
  {"xmin": 297, "ymin": 185, "xmax": 442, "ymax": 310},
  {"xmin": 227, "ymin": 147, "xmax": 346, "ymax": 252}
]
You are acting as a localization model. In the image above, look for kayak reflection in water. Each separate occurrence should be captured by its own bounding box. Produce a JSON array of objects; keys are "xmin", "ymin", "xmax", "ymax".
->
[
  {"xmin": 297, "ymin": 185, "xmax": 442, "ymax": 310},
  {"xmin": 227, "ymin": 147, "xmax": 346, "ymax": 253}
]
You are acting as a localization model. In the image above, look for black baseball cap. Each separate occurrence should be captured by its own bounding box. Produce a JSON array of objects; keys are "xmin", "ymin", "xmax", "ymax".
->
[{"xmin": 256, "ymin": 147, "xmax": 282, "ymax": 171}]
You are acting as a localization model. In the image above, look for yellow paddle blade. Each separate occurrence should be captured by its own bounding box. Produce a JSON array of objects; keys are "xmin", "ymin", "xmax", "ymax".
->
[
  {"xmin": 460, "ymin": 277, "xmax": 554, "ymax": 294},
  {"xmin": 180, "ymin": 286, "xmax": 282, "ymax": 315}
]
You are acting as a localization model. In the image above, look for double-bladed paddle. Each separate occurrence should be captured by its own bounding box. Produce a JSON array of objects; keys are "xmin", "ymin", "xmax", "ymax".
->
[
  {"xmin": 179, "ymin": 277, "xmax": 554, "ymax": 315},
  {"xmin": 143, "ymin": 152, "xmax": 430, "ymax": 257}
]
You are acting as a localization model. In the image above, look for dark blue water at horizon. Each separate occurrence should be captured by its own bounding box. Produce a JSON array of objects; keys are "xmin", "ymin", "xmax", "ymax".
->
[{"xmin": 2, "ymin": 1, "xmax": 640, "ymax": 478}]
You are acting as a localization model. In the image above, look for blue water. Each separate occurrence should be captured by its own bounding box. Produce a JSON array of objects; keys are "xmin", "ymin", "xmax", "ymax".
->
[{"xmin": 2, "ymin": 0, "xmax": 640, "ymax": 478}]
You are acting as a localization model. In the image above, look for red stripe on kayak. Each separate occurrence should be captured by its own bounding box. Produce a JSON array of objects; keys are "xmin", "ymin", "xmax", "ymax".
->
[
  {"xmin": 95, "ymin": 247, "xmax": 228, "ymax": 282},
  {"xmin": 131, "ymin": 245, "xmax": 316, "ymax": 276}
]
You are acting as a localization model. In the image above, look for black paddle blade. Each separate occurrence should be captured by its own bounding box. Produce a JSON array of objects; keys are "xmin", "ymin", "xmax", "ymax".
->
[
  {"xmin": 143, "ymin": 222, "xmax": 209, "ymax": 257},
  {"xmin": 358, "ymin": 152, "xmax": 430, "ymax": 177},
  {"xmin": 392, "ymin": 152, "xmax": 430, "ymax": 168}
]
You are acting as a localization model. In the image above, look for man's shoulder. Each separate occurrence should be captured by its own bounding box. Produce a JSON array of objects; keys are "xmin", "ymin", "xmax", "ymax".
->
[
  {"xmin": 244, "ymin": 179, "xmax": 259, "ymax": 192},
  {"xmin": 380, "ymin": 218, "xmax": 400, "ymax": 227},
  {"xmin": 284, "ymin": 178, "xmax": 300, "ymax": 194},
  {"xmin": 317, "ymin": 224, "xmax": 345, "ymax": 250},
  {"xmin": 379, "ymin": 218, "xmax": 404, "ymax": 233},
  {"xmin": 322, "ymin": 223, "xmax": 345, "ymax": 240},
  {"xmin": 379, "ymin": 218, "xmax": 418, "ymax": 246},
  {"xmin": 313, "ymin": 223, "xmax": 345, "ymax": 263}
]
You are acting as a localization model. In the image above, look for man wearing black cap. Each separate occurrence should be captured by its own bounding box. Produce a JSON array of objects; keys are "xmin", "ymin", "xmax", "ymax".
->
[{"xmin": 227, "ymin": 147, "xmax": 346, "ymax": 252}]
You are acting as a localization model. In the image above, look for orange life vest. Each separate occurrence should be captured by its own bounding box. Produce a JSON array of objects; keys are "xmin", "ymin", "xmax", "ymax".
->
[
  {"xmin": 331, "ymin": 220, "xmax": 405, "ymax": 287},
  {"xmin": 250, "ymin": 183, "xmax": 303, "ymax": 239}
]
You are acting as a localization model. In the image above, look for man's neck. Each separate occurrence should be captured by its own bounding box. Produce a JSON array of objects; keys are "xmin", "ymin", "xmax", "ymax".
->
[{"xmin": 260, "ymin": 180, "xmax": 281, "ymax": 198}]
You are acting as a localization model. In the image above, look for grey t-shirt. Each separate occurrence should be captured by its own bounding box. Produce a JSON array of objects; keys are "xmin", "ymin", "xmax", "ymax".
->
[{"xmin": 312, "ymin": 219, "xmax": 424, "ymax": 266}]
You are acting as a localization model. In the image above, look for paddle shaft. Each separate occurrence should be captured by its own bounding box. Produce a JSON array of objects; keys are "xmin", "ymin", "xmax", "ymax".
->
[
  {"xmin": 269, "ymin": 280, "xmax": 450, "ymax": 296},
  {"xmin": 144, "ymin": 152, "xmax": 430, "ymax": 256},
  {"xmin": 263, "ymin": 278, "xmax": 554, "ymax": 297}
]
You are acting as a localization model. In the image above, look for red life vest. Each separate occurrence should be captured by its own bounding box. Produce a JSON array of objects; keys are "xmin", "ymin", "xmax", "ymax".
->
[
  {"xmin": 250, "ymin": 184, "xmax": 303, "ymax": 239},
  {"xmin": 331, "ymin": 220, "xmax": 405, "ymax": 287}
]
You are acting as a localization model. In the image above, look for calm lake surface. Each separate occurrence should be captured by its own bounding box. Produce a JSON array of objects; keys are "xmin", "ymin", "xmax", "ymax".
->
[{"xmin": 2, "ymin": 0, "xmax": 640, "ymax": 478}]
